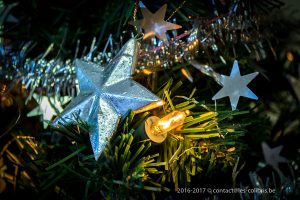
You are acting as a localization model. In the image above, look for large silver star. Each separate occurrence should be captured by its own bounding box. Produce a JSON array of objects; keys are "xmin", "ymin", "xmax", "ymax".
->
[
  {"xmin": 129, "ymin": 4, "xmax": 181, "ymax": 44},
  {"xmin": 212, "ymin": 60, "xmax": 259, "ymax": 110},
  {"xmin": 53, "ymin": 39, "xmax": 163, "ymax": 160}
]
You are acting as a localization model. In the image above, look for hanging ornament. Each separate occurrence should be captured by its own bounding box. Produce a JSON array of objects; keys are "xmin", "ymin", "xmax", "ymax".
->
[
  {"xmin": 261, "ymin": 142, "xmax": 288, "ymax": 182},
  {"xmin": 53, "ymin": 39, "xmax": 163, "ymax": 160},
  {"xmin": 262, "ymin": 142, "xmax": 288, "ymax": 170},
  {"xmin": 212, "ymin": 60, "xmax": 259, "ymax": 110},
  {"xmin": 27, "ymin": 94, "xmax": 71, "ymax": 128},
  {"xmin": 129, "ymin": 4, "xmax": 181, "ymax": 44}
]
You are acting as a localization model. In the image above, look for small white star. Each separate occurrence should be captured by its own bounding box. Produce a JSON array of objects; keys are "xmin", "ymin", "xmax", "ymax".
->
[
  {"xmin": 27, "ymin": 94, "xmax": 71, "ymax": 128},
  {"xmin": 212, "ymin": 60, "xmax": 259, "ymax": 110},
  {"xmin": 262, "ymin": 142, "xmax": 288, "ymax": 170},
  {"xmin": 129, "ymin": 4, "xmax": 181, "ymax": 44}
]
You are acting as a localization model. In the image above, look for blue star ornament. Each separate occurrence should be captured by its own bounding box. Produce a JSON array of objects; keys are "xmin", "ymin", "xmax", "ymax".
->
[
  {"xmin": 53, "ymin": 39, "xmax": 163, "ymax": 160},
  {"xmin": 212, "ymin": 60, "xmax": 259, "ymax": 110}
]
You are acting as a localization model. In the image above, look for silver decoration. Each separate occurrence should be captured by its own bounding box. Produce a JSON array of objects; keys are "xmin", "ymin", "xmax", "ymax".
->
[
  {"xmin": 27, "ymin": 93, "xmax": 71, "ymax": 128},
  {"xmin": 1, "ymin": 5, "xmax": 277, "ymax": 90},
  {"xmin": 22, "ymin": 57, "xmax": 77, "ymax": 101},
  {"xmin": 212, "ymin": 60, "xmax": 259, "ymax": 110},
  {"xmin": 190, "ymin": 59, "xmax": 222, "ymax": 85},
  {"xmin": 128, "ymin": 4, "xmax": 181, "ymax": 44},
  {"xmin": 262, "ymin": 142, "xmax": 288, "ymax": 181},
  {"xmin": 53, "ymin": 39, "xmax": 162, "ymax": 160}
]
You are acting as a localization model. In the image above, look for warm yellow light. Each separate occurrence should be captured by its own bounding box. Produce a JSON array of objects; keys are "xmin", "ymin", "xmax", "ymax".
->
[
  {"xmin": 152, "ymin": 110, "xmax": 190, "ymax": 135},
  {"xmin": 143, "ymin": 69, "xmax": 152, "ymax": 75},
  {"xmin": 144, "ymin": 110, "xmax": 190, "ymax": 143},
  {"xmin": 144, "ymin": 31, "xmax": 155, "ymax": 40},
  {"xmin": 134, "ymin": 100, "xmax": 164, "ymax": 114},
  {"xmin": 157, "ymin": 113, "xmax": 184, "ymax": 129},
  {"xmin": 227, "ymin": 147, "xmax": 236, "ymax": 152},
  {"xmin": 156, "ymin": 59, "xmax": 161, "ymax": 66},
  {"xmin": 181, "ymin": 68, "xmax": 190, "ymax": 79},
  {"xmin": 287, "ymin": 51, "xmax": 294, "ymax": 61}
]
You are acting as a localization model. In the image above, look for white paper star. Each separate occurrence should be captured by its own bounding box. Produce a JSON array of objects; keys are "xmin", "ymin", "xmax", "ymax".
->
[
  {"xmin": 212, "ymin": 60, "xmax": 259, "ymax": 110},
  {"xmin": 27, "ymin": 94, "xmax": 71, "ymax": 128},
  {"xmin": 129, "ymin": 4, "xmax": 181, "ymax": 44},
  {"xmin": 262, "ymin": 142, "xmax": 288, "ymax": 171}
]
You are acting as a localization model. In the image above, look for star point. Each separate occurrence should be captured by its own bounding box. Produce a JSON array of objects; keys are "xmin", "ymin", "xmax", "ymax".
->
[{"xmin": 212, "ymin": 60, "xmax": 259, "ymax": 110}]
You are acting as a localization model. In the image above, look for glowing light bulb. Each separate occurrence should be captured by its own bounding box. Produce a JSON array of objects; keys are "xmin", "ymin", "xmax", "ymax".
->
[
  {"xmin": 153, "ymin": 110, "xmax": 189, "ymax": 135},
  {"xmin": 144, "ymin": 110, "xmax": 190, "ymax": 143},
  {"xmin": 287, "ymin": 51, "xmax": 294, "ymax": 61},
  {"xmin": 143, "ymin": 69, "xmax": 152, "ymax": 75},
  {"xmin": 156, "ymin": 59, "xmax": 161, "ymax": 66}
]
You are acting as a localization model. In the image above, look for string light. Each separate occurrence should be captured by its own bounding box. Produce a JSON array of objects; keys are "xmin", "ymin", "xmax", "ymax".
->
[
  {"xmin": 144, "ymin": 110, "xmax": 190, "ymax": 143},
  {"xmin": 286, "ymin": 51, "xmax": 294, "ymax": 62}
]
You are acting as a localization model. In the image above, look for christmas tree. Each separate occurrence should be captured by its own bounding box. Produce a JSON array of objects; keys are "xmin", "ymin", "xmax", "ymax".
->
[{"xmin": 0, "ymin": 0, "xmax": 300, "ymax": 199}]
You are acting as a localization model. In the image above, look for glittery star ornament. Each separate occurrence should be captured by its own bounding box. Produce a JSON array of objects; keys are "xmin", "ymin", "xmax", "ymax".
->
[
  {"xmin": 212, "ymin": 60, "xmax": 259, "ymax": 110},
  {"xmin": 53, "ymin": 39, "xmax": 163, "ymax": 160},
  {"xmin": 129, "ymin": 4, "xmax": 181, "ymax": 44},
  {"xmin": 27, "ymin": 94, "xmax": 71, "ymax": 128}
]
